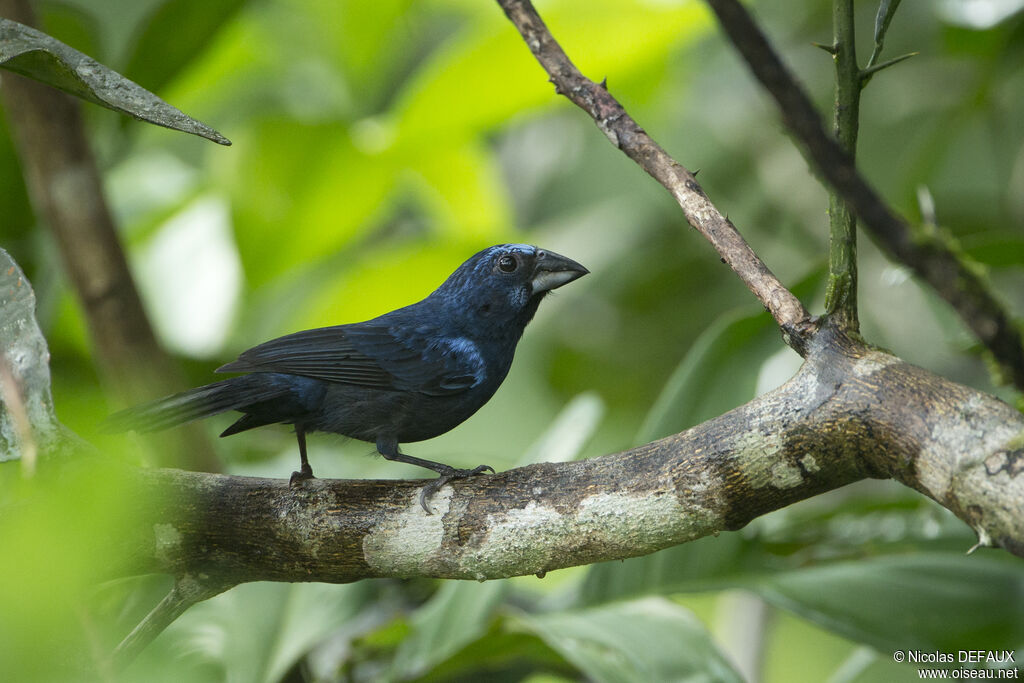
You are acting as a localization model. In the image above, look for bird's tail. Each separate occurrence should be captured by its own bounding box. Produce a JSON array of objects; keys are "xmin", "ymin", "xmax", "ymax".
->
[{"xmin": 103, "ymin": 375, "xmax": 289, "ymax": 433}]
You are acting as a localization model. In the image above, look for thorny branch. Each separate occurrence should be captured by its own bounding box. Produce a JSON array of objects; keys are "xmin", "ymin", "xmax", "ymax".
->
[{"xmin": 704, "ymin": 0, "xmax": 1024, "ymax": 390}]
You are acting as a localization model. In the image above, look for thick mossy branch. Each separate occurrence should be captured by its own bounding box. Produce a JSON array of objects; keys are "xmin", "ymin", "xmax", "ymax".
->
[{"xmin": 111, "ymin": 326, "xmax": 1024, "ymax": 593}]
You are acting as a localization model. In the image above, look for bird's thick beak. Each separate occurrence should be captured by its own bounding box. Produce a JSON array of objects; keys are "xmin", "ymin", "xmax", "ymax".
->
[{"xmin": 531, "ymin": 249, "xmax": 589, "ymax": 293}]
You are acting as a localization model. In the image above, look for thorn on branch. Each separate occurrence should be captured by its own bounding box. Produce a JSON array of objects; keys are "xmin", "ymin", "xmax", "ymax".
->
[
  {"xmin": 812, "ymin": 41, "xmax": 838, "ymax": 55},
  {"xmin": 599, "ymin": 76, "xmax": 608, "ymax": 90},
  {"xmin": 860, "ymin": 52, "xmax": 918, "ymax": 85}
]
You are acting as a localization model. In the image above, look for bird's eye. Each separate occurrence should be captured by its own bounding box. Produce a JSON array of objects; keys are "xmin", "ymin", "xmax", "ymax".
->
[{"xmin": 497, "ymin": 254, "xmax": 518, "ymax": 273}]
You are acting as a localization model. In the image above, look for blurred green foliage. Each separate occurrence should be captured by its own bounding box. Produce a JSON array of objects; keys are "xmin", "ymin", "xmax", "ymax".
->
[{"xmin": 1, "ymin": 0, "xmax": 1023, "ymax": 681}]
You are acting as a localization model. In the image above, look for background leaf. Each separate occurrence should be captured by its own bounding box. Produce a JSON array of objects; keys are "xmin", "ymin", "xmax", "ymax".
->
[
  {"xmin": 388, "ymin": 581, "xmax": 508, "ymax": 679},
  {"xmin": 513, "ymin": 597, "xmax": 744, "ymax": 683},
  {"xmin": 755, "ymin": 553, "xmax": 1024, "ymax": 653},
  {"xmin": 638, "ymin": 266, "xmax": 824, "ymax": 443},
  {"xmin": 122, "ymin": 0, "xmax": 250, "ymax": 96},
  {"xmin": 0, "ymin": 17, "xmax": 229, "ymax": 144}
]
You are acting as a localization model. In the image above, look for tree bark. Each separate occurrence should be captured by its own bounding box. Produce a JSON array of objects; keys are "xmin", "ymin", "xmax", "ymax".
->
[{"xmin": 115, "ymin": 325, "xmax": 1024, "ymax": 591}]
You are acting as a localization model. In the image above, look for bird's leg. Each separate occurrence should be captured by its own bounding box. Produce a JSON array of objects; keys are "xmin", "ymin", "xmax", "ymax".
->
[
  {"xmin": 376, "ymin": 438, "xmax": 492, "ymax": 514},
  {"xmin": 289, "ymin": 424, "xmax": 314, "ymax": 486}
]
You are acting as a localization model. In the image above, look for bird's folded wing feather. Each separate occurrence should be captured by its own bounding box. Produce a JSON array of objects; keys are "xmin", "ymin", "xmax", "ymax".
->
[{"xmin": 216, "ymin": 324, "xmax": 481, "ymax": 396}]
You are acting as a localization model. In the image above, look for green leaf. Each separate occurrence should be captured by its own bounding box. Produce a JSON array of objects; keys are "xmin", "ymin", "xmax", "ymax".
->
[
  {"xmin": 406, "ymin": 139, "xmax": 513, "ymax": 242},
  {"xmin": 0, "ymin": 18, "xmax": 229, "ymax": 144},
  {"xmin": 513, "ymin": 597, "xmax": 744, "ymax": 683},
  {"xmin": 636, "ymin": 307, "xmax": 782, "ymax": 443},
  {"xmin": 332, "ymin": 0, "xmax": 417, "ymax": 98},
  {"xmin": 389, "ymin": 581, "xmax": 508, "ymax": 679},
  {"xmin": 963, "ymin": 233, "xmax": 1024, "ymax": 268},
  {"xmin": 519, "ymin": 391, "xmax": 604, "ymax": 465},
  {"xmin": 0, "ymin": 461, "xmax": 142, "ymax": 681},
  {"xmin": 393, "ymin": 0, "xmax": 710, "ymax": 141},
  {"xmin": 225, "ymin": 119, "xmax": 397, "ymax": 289},
  {"xmin": 638, "ymin": 265, "xmax": 824, "ymax": 443},
  {"xmin": 579, "ymin": 534, "xmax": 771, "ymax": 606},
  {"xmin": 413, "ymin": 623, "xmax": 572, "ymax": 681},
  {"xmin": 143, "ymin": 581, "xmax": 374, "ymax": 683},
  {"xmin": 756, "ymin": 553, "xmax": 1024, "ymax": 652},
  {"xmin": 122, "ymin": 0, "xmax": 250, "ymax": 95}
]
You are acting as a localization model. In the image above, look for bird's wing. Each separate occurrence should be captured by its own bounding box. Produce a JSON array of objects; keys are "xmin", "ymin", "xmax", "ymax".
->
[{"xmin": 216, "ymin": 324, "xmax": 482, "ymax": 396}]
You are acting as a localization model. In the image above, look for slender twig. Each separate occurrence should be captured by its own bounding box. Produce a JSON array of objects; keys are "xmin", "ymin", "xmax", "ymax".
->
[
  {"xmin": 112, "ymin": 577, "xmax": 228, "ymax": 671},
  {"xmin": 495, "ymin": 0, "xmax": 814, "ymax": 352},
  {"xmin": 704, "ymin": 0, "xmax": 1024, "ymax": 391},
  {"xmin": 823, "ymin": 0, "xmax": 860, "ymax": 330}
]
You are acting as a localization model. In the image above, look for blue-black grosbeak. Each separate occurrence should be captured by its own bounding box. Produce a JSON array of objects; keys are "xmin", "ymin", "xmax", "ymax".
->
[{"xmin": 107, "ymin": 244, "xmax": 588, "ymax": 510}]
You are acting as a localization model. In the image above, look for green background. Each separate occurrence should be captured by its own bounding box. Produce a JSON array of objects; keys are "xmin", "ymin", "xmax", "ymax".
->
[{"xmin": 1, "ymin": 0, "xmax": 1023, "ymax": 680}]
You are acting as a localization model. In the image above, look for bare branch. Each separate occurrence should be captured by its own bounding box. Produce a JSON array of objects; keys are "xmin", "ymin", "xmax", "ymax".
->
[
  {"xmin": 704, "ymin": 0, "xmax": 1024, "ymax": 390},
  {"xmin": 495, "ymin": 0, "xmax": 814, "ymax": 352},
  {"xmin": 111, "ymin": 325, "xmax": 1023, "ymax": 588}
]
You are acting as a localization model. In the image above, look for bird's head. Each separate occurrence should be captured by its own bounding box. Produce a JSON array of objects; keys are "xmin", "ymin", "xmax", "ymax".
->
[{"xmin": 434, "ymin": 244, "xmax": 589, "ymax": 330}]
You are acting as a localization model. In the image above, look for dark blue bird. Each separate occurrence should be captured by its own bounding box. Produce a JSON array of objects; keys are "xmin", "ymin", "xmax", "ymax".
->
[{"xmin": 107, "ymin": 244, "xmax": 588, "ymax": 511}]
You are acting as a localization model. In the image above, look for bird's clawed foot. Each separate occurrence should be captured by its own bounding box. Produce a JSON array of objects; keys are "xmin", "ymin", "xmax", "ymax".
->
[
  {"xmin": 289, "ymin": 463, "xmax": 314, "ymax": 487},
  {"xmin": 419, "ymin": 464, "xmax": 494, "ymax": 514}
]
